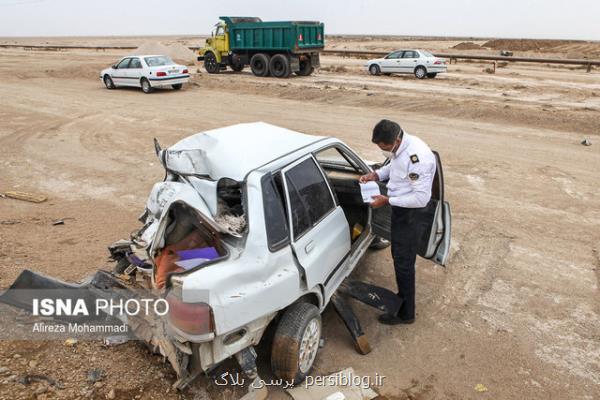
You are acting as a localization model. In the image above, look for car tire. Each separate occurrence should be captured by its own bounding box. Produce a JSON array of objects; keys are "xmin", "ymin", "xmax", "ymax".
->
[
  {"xmin": 295, "ymin": 58, "xmax": 313, "ymax": 76},
  {"xmin": 250, "ymin": 53, "xmax": 270, "ymax": 77},
  {"xmin": 369, "ymin": 64, "xmax": 381, "ymax": 76},
  {"xmin": 172, "ymin": 84, "xmax": 183, "ymax": 90},
  {"xmin": 415, "ymin": 66, "xmax": 427, "ymax": 79},
  {"xmin": 103, "ymin": 75, "xmax": 115, "ymax": 89},
  {"xmin": 204, "ymin": 52, "xmax": 220, "ymax": 74},
  {"xmin": 271, "ymin": 302, "xmax": 321, "ymax": 384},
  {"xmin": 427, "ymin": 73, "xmax": 438, "ymax": 79},
  {"xmin": 141, "ymin": 78, "xmax": 153, "ymax": 94},
  {"xmin": 269, "ymin": 54, "xmax": 291, "ymax": 78}
]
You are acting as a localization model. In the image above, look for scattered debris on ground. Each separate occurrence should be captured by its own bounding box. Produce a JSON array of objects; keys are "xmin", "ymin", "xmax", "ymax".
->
[
  {"xmin": 0, "ymin": 191, "xmax": 47, "ymax": 203},
  {"xmin": 286, "ymin": 368, "xmax": 379, "ymax": 400}
]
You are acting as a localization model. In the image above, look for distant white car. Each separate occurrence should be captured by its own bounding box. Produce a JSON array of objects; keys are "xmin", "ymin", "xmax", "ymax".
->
[
  {"xmin": 364, "ymin": 49, "xmax": 447, "ymax": 79},
  {"xmin": 100, "ymin": 55, "xmax": 190, "ymax": 93}
]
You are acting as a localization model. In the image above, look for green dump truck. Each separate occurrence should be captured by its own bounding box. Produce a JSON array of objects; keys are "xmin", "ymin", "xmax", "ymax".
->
[{"xmin": 198, "ymin": 17, "xmax": 324, "ymax": 78}]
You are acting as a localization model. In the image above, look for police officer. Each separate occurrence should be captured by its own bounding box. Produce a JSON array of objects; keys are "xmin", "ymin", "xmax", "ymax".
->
[{"xmin": 359, "ymin": 119, "xmax": 436, "ymax": 325}]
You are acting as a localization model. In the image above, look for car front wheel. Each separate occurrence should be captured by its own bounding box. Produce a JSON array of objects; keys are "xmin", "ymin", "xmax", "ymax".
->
[
  {"xmin": 369, "ymin": 64, "xmax": 381, "ymax": 76},
  {"xmin": 103, "ymin": 75, "xmax": 115, "ymax": 89},
  {"xmin": 415, "ymin": 66, "xmax": 427, "ymax": 79},
  {"xmin": 141, "ymin": 78, "xmax": 153, "ymax": 93},
  {"xmin": 271, "ymin": 302, "xmax": 321, "ymax": 384}
]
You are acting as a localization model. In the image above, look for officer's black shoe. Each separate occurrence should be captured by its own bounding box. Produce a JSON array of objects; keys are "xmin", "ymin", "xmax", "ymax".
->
[
  {"xmin": 369, "ymin": 237, "xmax": 391, "ymax": 250},
  {"xmin": 378, "ymin": 313, "xmax": 415, "ymax": 325}
]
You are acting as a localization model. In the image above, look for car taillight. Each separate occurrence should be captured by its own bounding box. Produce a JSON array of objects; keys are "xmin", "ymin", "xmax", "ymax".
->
[
  {"xmin": 156, "ymin": 71, "xmax": 167, "ymax": 77},
  {"xmin": 182, "ymin": 69, "xmax": 188, "ymax": 74},
  {"xmin": 434, "ymin": 60, "xmax": 442, "ymax": 65},
  {"xmin": 166, "ymin": 291, "xmax": 214, "ymax": 335}
]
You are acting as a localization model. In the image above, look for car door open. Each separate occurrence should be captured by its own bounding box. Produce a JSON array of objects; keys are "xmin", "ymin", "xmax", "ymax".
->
[
  {"xmin": 282, "ymin": 155, "xmax": 351, "ymax": 291},
  {"xmin": 371, "ymin": 151, "xmax": 451, "ymax": 266}
]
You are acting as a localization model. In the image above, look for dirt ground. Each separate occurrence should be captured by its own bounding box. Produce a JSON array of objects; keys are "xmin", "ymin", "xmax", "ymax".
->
[{"xmin": 0, "ymin": 36, "xmax": 599, "ymax": 400}]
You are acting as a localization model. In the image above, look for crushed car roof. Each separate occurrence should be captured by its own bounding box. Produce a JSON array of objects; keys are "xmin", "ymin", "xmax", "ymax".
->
[{"xmin": 165, "ymin": 122, "xmax": 326, "ymax": 181}]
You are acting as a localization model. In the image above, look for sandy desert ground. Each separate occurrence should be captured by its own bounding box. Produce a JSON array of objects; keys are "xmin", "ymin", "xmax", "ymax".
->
[{"xmin": 0, "ymin": 36, "xmax": 599, "ymax": 400}]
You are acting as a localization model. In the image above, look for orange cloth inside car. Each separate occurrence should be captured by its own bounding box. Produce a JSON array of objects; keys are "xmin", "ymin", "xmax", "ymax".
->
[{"xmin": 154, "ymin": 230, "xmax": 208, "ymax": 289}]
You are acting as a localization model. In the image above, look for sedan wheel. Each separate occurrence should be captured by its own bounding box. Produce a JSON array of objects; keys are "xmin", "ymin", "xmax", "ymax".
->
[
  {"xmin": 369, "ymin": 64, "xmax": 381, "ymax": 76},
  {"xmin": 103, "ymin": 75, "xmax": 115, "ymax": 89},
  {"xmin": 141, "ymin": 78, "xmax": 153, "ymax": 93},
  {"xmin": 415, "ymin": 66, "xmax": 427, "ymax": 79},
  {"xmin": 271, "ymin": 302, "xmax": 322, "ymax": 384}
]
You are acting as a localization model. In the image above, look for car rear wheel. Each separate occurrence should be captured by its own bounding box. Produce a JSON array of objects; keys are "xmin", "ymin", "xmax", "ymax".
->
[
  {"xmin": 103, "ymin": 75, "xmax": 115, "ymax": 89},
  {"xmin": 271, "ymin": 302, "xmax": 321, "ymax": 384},
  {"xmin": 172, "ymin": 84, "xmax": 183, "ymax": 90},
  {"xmin": 250, "ymin": 53, "xmax": 270, "ymax": 77},
  {"xmin": 204, "ymin": 52, "xmax": 220, "ymax": 74},
  {"xmin": 141, "ymin": 78, "xmax": 153, "ymax": 93},
  {"xmin": 295, "ymin": 58, "xmax": 314, "ymax": 76},
  {"xmin": 415, "ymin": 66, "xmax": 427, "ymax": 79},
  {"xmin": 369, "ymin": 64, "xmax": 381, "ymax": 76},
  {"xmin": 269, "ymin": 54, "xmax": 291, "ymax": 78},
  {"xmin": 427, "ymin": 72, "xmax": 438, "ymax": 79}
]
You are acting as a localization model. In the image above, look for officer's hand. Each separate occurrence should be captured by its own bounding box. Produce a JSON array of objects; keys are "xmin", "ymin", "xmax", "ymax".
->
[
  {"xmin": 370, "ymin": 195, "xmax": 389, "ymax": 208},
  {"xmin": 359, "ymin": 172, "xmax": 378, "ymax": 183}
]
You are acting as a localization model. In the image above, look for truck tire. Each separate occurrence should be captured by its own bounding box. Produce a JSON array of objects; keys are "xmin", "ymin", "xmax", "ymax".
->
[
  {"xmin": 250, "ymin": 53, "xmax": 270, "ymax": 77},
  {"xmin": 230, "ymin": 62, "xmax": 244, "ymax": 72},
  {"xmin": 414, "ymin": 66, "xmax": 427, "ymax": 79},
  {"xmin": 271, "ymin": 302, "xmax": 321, "ymax": 384},
  {"xmin": 269, "ymin": 54, "xmax": 291, "ymax": 78},
  {"xmin": 427, "ymin": 73, "xmax": 438, "ymax": 79},
  {"xmin": 295, "ymin": 59, "xmax": 313, "ymax": 76},
  {"xmin": 204, "ymin": 52, "xmax": 220, "ymax": 74}
]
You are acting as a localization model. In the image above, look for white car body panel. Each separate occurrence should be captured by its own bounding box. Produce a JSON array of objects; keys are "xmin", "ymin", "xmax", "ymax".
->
[{"xmin": 100, "ymin": 54, "xmax": 190, "ymax": 90}]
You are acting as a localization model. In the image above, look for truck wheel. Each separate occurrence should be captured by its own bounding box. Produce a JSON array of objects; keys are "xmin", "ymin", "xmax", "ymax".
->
[
  {"xmin": 271, "ymin": 302, "xmax": 321, "ymax": 384},
  {"xmin": 295, "ymin": 59, "xmax": 313, "ymax": 76},
  {"xmin": 230, "ymin": 62, "xmax": 244, "ymax": 72},
  {"xmin": 414, "ymin": 66, "xmax": 427, "ymax": 79},
  {"xmin": 103, "ymin": 75, "xmax": 115, "ymax": 89},
  {"xmin": 204, "ymin": 52, "xmax": 220, "ymax": 74},
  {"xmin": 172, "ymin": 84, "xmax": 183, "ymax": 90},
  {"xmin": 427, "ymin": 73, "xmax": 438, "ymax": 79},
  {"xmin": 141, "ymin": 78, "xmax": 153, "ymax": 93},
  {"xmin": 250, "ymin": 53, "xmax": 270, "ymax": 77},
  {"xmin": 369, "ymin": 64, "xmax": 381, "ymax": 76},
  {"xmin": 270, "ymin": 54, "xmax": 291, "ymax": 78}
]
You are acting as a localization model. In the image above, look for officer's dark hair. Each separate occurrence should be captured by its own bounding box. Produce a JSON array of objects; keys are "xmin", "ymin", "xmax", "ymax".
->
[{"xmin": 371, "ymin": 119, "xmax": 403, "ymax": 145}]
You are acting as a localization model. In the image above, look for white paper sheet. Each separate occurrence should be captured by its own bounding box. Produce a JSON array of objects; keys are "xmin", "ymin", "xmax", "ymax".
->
[
  {"xmin": 359, "ymin": 181, "xmax": 380, "ymax": 203},
  {"xmin": 174, "ymin": 258, "xmax": 210, "ymax": 270}
]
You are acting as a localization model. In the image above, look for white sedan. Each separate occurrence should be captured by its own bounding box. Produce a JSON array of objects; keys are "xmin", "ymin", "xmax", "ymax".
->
[
  {"xmin": 100, "ymin": 55, "xmax": 190, "ymax": 93},
  {"xmin": 364, "ymin": 49, "xmax": 447, "ymax": 79}
]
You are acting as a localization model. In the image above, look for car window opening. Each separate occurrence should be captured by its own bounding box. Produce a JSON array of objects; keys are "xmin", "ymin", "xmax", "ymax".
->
[{"xmin": 315, "ymin": 146, "xmax": 370, "ymax": 244}]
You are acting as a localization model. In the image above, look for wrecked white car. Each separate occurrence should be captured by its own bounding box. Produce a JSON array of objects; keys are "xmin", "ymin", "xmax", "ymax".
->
[{"xmin": 3, "ymin": 122, "xmax": 451, "ymax": 389}]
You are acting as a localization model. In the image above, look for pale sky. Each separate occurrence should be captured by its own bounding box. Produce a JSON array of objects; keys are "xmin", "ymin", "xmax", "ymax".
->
[{"xmin": 0, "ymin": 0, "xmax": 599, "ymax": 40}]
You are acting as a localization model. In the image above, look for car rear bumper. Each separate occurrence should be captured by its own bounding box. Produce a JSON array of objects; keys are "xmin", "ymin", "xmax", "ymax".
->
[{"xmin": 149, "ymin": 75, "xmax": 190, "ymax": 87}]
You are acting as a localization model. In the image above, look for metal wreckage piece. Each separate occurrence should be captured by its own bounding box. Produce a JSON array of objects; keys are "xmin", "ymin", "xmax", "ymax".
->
[
  {"xmin": 331, "ymin": 280, "xmax": 402, "ymax": 355},
  {"xmin": 0, "ymin": 269, "xmax": 214, "ymax": 389},
  {"xmin": 1, "ymin": 268, "xmax": 397, "ymax": 390}
]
